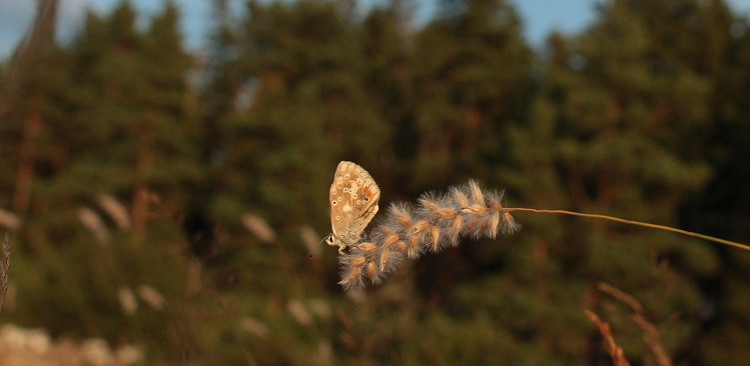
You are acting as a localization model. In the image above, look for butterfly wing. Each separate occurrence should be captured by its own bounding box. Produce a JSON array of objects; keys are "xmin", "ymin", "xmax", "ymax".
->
[{"xmin": 329, "ymin": 161, "xmax": 380, "ymax": 244}]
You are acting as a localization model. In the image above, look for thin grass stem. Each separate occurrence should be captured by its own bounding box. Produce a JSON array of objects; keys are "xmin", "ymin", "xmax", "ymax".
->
[{"xmin": 504, "ymin": 208, "xmax": 750, "ymax": 252}]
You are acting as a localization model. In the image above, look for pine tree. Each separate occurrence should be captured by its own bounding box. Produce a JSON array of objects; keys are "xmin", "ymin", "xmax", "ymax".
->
[
  {"xmin": 6, "ymin": 3, "xmax": 201, "ymax": 360},
  {"xmin": 0, "ymin": 0, "xmax": 60, "ymax": 215},
  {"xmin": 501, "ymin": 0, "xmax": 717, "ymax": 362},
  {"xmin": 211, "ymin": 0, "xmax": 391, "ymax": 232},
  {"xmin": 202, "ymin": 5, "xmax": 396, "ymax": 360},
  {"xmin": 361, "ymin": 0, "xmax": 413, "ymax": 174},
  {"xmin": 662, "ymin": 0, "xmax": 750, "ymax": 363},
  {"xmin": 409, "ymin": 0, "xmax": 533, "ymax": 190}
]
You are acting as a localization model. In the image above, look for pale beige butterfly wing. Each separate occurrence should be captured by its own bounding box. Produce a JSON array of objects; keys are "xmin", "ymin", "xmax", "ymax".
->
[{"xmin": 327, "ymin": 161, "xmax": 380, "ymax": 253}]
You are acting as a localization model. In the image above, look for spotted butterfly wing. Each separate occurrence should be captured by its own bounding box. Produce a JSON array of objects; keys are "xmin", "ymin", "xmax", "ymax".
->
[{"xmin": 327, "ymin": 161, "xmax": 380, "ymax": 253}]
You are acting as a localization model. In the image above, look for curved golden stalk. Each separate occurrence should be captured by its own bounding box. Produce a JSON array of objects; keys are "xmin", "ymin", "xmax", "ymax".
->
[{"xmin": 504, "ymin": 208, "xmax": 750, "ymax": 252}]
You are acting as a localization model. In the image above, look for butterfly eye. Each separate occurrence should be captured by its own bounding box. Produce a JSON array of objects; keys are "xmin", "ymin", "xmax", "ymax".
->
[
  {"xmin": 332, "ymin": 200, "xmax": 338, "ymax": 206},
  {"xmin": 343, "ymin": 188, "xmax": 349, "ymax": 193}
]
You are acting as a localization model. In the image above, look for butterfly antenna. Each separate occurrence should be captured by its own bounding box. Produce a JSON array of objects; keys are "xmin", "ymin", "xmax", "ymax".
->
[{"xmin": 310, "ymin": 235, "xmax": 331, "ymax": 260}]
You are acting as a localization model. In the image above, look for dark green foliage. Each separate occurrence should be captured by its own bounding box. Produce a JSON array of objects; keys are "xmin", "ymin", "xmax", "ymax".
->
[
  {"xmin": 409, "ymin": 0, "xmax": 533, "ymax": 190},
  {"xmin": 0, "ymin": 0, "xmax": 749, "ymax": 364}
]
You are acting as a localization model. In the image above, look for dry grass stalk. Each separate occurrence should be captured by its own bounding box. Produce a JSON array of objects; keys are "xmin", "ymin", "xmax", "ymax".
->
[
  {"xmin": 117, "ymin": 287, "xmax": 138, "ymax": 315},
  {"xmin": 239, "ymin": 317, "xmax": 269, "ymax": 337},
  {"xmin": 0, "ymin": 209, "xmax": 21, "ymax": 231},
  {"xmin": 331, "ymin": 161, "xmax": 748, "ymax": 289},
  {"xmin": 185, "ymin": 259, "xmax": 203, "ymax": 296},
  {"xmin": 596, "ymin": 282, "xmax": 673, "ymax": 366},
  {"xmin": 335, "ymin": 178, "xmax": 749, "ymax": 289},
  {"xmin": 97, "ymin": 194, "xmax": 131, "ymax": 231},
  {"xmin": 338, "ymin": 180, "xmax": 520, "ymax": 289},
  {"xmin": 504, "ymin": 208, "xmax": 750, "ymax": 253},
  {"xmin": 300, "ymin": 225, "xmax": 321, "ymax": 257},
  {"xmin": 241, "ymin": 213, "xmax": 277, "ymax": 243},
  {"xmin": 584, "ymin": 309, "xmax": 631, "ymax": 366},
  {"xmin": 137, "ymin": 285, "xmax": 166, "ymax": 310},
  {"xmin": 77, "ymin": 207, "xmax": 111, "ymax": 245},
  {"xmin": 0, "ymin": 324, "xmax": 143, "ymax": 366},
  {"xmin": 0, "ymin": 233, "xmax": 9, "ymax": 314}
]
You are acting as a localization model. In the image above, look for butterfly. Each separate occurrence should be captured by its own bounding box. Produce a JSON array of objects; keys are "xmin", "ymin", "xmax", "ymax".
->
[{"xmin": 325, "ymin": 161, "xmax": 380, "ymax": 254}]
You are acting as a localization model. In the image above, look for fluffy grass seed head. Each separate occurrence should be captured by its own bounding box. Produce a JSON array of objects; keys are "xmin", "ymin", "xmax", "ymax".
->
[{"xmin": 337, "ymin": 180, "xmax": 522, "ymax": 289}]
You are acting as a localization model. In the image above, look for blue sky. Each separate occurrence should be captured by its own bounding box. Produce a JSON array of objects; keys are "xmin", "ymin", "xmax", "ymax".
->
[{"xmin": 2, "ymin": 0, "xmax": 750, "ymax": 60}]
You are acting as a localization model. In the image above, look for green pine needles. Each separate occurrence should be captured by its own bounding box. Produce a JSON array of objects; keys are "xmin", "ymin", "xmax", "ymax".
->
[{"xmin": 337, "ymin": 180, "xmax": 749, "ymax": 289}]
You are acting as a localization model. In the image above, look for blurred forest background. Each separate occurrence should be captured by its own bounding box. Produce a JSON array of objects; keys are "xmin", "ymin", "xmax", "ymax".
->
[{"xmin": 1, "ymin": 0, "xmax": 749, "ymax": 364}]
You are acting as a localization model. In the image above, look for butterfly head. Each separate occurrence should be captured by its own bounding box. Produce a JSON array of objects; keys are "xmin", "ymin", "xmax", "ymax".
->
[{"xmin": 324, "ymin": 234, "xmax": 348, "ymax": 254}]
